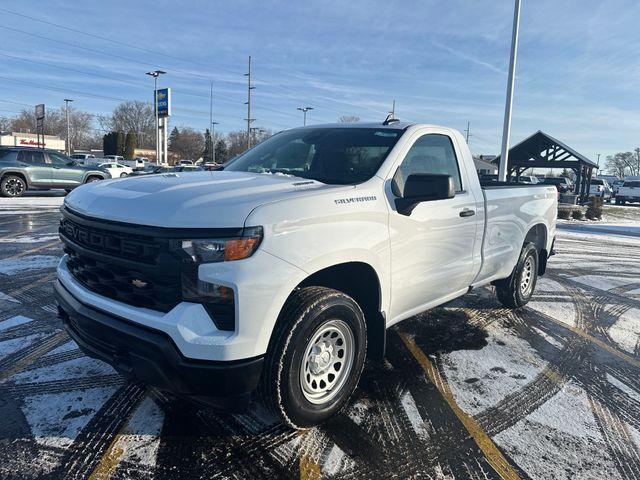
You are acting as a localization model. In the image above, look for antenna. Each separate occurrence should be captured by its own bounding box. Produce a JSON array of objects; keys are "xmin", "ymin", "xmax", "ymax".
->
[{"xmin": 383, "ymin": 113, "xmax": 399, "ymax": 125}]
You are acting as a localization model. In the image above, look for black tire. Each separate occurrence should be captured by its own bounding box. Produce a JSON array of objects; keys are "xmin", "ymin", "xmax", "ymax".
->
[
  {"xmin": 1, "ymin": 174, "xmax": 26, "ymax": 197},
  {"xmin": 120, "ymin": 173, "xmax": 128, "ymax": 177},
  {"xmin": 85, "ymin": 175, "xmax": 102, "ymax": 183},
  {"xmin": 495, "ymin": 242, "xmax": 539, "ymax": 309},
  {"xmin": 259, "ymin": 286, "xmax": 367, "ymax": 429}
]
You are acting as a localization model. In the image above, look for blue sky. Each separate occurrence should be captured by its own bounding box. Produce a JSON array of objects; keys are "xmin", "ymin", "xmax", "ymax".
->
[{"xmin": 1, "ymin": 0, "xmax": 638, "ymax": 160}]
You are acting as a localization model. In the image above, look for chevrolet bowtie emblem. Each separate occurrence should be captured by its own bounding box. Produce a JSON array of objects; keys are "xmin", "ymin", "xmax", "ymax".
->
[{"xmin": 131, "ymin": 279, "xmax": 147, "ymax": 288}]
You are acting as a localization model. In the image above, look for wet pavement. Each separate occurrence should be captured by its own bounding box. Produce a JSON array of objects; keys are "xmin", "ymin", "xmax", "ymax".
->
[{"xmin": 0, "ymin": 193, "xmax": 639, "ymax": 479}]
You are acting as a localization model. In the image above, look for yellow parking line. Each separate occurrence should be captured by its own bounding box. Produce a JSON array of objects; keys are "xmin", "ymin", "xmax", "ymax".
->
[
  {"xmin": 0, "ymin": 330, "xmax": 68, "ymax": 381},
  {"xmin": 299, "ymin": 430, "xmax": 322, "ymax": 480},
  {"xmin": 399, "ymin": 332, "xmax": 521, "ymax": 480},
  {"xmin": 88, "ymin": 398, "xmax": 145, "ymax": 480},
  {"xmin": 541, "ymin": 314, "xmax": 640, "ymax": 369}
]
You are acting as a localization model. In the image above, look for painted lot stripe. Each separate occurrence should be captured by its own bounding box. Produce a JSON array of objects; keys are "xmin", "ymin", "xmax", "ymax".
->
[
  {"xmin": 535, "ymin": 307, "xmax": 640, "ymax": 369},
  {"xmin": 3, "ymin": 239, "xmax": 60, "ymax": 260},
  {"xmin": 399, "ymin": 331, "xmax": 521, "ymax": 480}
]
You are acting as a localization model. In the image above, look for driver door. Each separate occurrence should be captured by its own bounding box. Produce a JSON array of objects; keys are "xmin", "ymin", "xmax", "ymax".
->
[{"xmin": 388, "ymin": 133, "xmax": 479, "ymax": 321}]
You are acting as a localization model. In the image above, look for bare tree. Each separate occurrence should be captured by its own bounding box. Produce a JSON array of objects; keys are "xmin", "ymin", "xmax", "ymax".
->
[
  {"xmin": 98, "ymin": 101, "xmax": 154, "ymax": 148},
  {"xmin": 169, "ymin": 127, "xmax": 205, "ymax": 161},
  {"xmin": 0, "ymin": 115, "xmax": 11, "ymax": 131},
  {"xmin": 605, "ymin": 151, "xmax": 640, "ymax": 178},
  {"xmin": 338, "ymin": 115, "xmax": 360, "ymax": 123}
]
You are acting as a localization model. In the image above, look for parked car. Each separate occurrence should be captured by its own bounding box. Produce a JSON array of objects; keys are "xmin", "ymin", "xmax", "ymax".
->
[
  {"xmin": 511, "ymin": 176, "xmax": 539, "ymax": 184},
  {"xmin": 178, "ymin": 159, "xmax": 194, "ymax": 166},
  {"xmin": 542, "ymin": 177, "xmax": 572, "ymax": 193},
  {"xmin": 55, "ymin": 122, "xmax": 557, "ymax": 428},
  {"xmin": 70, "ymin": 153, "xmax": 96, "ymax": 161},
  {"xmin": 127, "ymin": 164, "xmax": 169, "ymax": 176},
  {"xmin": 589, "ymin": 178, "xmax": 612, "ymax": 201},
  {"xmin": 98, "ymin": 162, "xmax": 134, "ymax": 178},
  {"xmin": 120, "ymin": 158, "xmax": 147, "ymax": 170},
  {"xmin": 0, "ymin": 147, "xmax": 111, "ymax": 197},
  {"xmin": 616, "ymin": 179, "xmax": 640, "ymax": 204}
]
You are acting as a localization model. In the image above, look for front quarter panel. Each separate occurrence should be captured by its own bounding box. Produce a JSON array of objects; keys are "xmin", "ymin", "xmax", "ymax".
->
[{"xmin": 245, "ymin": 178, "xmax": 391, "ymax": 315}]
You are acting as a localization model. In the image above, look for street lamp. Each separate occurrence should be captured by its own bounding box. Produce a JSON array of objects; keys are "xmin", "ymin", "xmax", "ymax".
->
[
  {"xmin": 146, "ymin": 70, "xmax": 166, "ymax": 164},
  {"xmin": 297, "ymin": 106, "xmax": 314, "ymax": 126},
  {"xmin": 64, "ymin": 98, "xmax": 74, "ymax": 155}
]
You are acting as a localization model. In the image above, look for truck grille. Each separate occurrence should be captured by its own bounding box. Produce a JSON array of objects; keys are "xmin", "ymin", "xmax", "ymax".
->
[{"xmin": 59, "ymin": 212, "xmax": 183, "ymax": 313}]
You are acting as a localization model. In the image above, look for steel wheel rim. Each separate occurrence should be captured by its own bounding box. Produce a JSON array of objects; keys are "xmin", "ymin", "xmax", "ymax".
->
[
  {"xmin": 300, "ymin": 318, "xmax": 355, "ymax": 405},
  {"xmin": 5, "ymin": 178, "xmax": 24, "ymax": 196},
  {"xmin": 520, "ymin": 256, "xmax": 534, "ymax": 296}
]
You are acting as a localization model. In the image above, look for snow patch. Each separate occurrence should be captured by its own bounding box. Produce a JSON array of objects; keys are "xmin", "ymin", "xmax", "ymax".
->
[
  {"xmin": 606, "ymin": 373, "xmax": 640, "ymax": 404},
  {"xmin": 0, "ymin": 291, "xmax": 20, "ymax": 303},
  {"xmin": 0, "ymin": 255, "xmax": 60, "ymax": 274},
  {"xmin": 0, "ymin": 234, "xmax": 60, "ymax": 244},
  {"xmin": 12, "ymin": 355, "xmax": 115, "ymax": 384},
  {"xmin": 571, "ymin": 275, "xmax": 635, "ymax": 292},
  {"xmin": 400, "ymin": 390, "xmax": 429, "ymax": 440},
  {"xmin": 608, "ymin": 307, "xmax": 640, "ymax": 354},
  {"xmin": 442, "ymin": 326, "xmax": 547, "ymax": 416},
  {"xmin": 116, "ymin": 396, "xmax": 165, "ymax": 469},
  {"xmin": 0, "ymin": 315, "xmax": 32, "ymax": 331},
  {"xmin": 527, "ymin": 300, "xmax": 576, "ymax": 327}
]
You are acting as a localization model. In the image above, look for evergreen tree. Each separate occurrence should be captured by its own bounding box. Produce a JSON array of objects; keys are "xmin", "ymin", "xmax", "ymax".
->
[
  {"xmin": 215, "ymin": 138, "xmax": 228, "ymax": 163},
  {"xmin": 103, "ymin": 131, "xmax": 119, "ymax": 155},
  {"xmin": 169, "ymin": 127, "xmax": 180, "ymax": 148},
  {"xmin": 116, "ymin": 131, "xmax": 126, "ymax": 156},
  {"xmin": 124, "ymin": 130, "xmax": 137, "ymax": 159},
  {"xmin": 202, "ymin": 128, "xmax": 213, "ymax": 162}
]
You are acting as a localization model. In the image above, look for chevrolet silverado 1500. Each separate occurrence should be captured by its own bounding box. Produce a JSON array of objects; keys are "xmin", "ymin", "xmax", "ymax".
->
[{"xmin": 55, "ymin": 122, "xmax": 557, "ymax": 428}]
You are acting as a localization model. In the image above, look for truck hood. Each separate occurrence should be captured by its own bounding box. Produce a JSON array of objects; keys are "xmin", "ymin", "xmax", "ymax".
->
[{"xmin": 64, "ymin": 171, "xmax": 333, "ymax": 228}]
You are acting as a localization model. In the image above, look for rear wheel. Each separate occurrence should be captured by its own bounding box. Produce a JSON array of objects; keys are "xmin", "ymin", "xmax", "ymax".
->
[
  {"xmin": 259, "ymin": 286, "xmax": 367, "ymax": 429},
  {"xmin": 495, "ymin": 242, "xmax": 539, "ymax": 309},
  {"xmin": 85, "ymin": 176, "xmax": 101, "ymax": 183},
  {"xmin": 1, "ymin": 175, "xmax": 26, "ymax": 197},
  {"xmin": 120, "ymin": 173, "xmax": 128, "ymax": 177}
]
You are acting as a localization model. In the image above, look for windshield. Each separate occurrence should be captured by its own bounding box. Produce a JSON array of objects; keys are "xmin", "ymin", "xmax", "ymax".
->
[
  {"xmin": 224, "ymin": 127, "xmax": 403, "ymax": 184},
  {"xmin": 543, "ymin": 178, "xmax": 566, "ymax": 185}
]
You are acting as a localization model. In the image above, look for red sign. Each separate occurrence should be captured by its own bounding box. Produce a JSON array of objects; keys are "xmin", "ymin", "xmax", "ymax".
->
[{"xmin": 19, "ymin": 139, "xmax": 45, "ymax": 147}]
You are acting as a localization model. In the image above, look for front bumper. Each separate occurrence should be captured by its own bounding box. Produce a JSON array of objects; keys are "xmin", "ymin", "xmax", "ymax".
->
[{"xmin": 55, "ymin": 280, "xmax": 264, "ymax": 411}]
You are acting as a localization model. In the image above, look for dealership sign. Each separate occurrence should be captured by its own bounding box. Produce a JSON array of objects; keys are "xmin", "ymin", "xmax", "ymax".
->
[{"xmin": 155, "ymin": 88, "xmax": 171, "ymax": 117}]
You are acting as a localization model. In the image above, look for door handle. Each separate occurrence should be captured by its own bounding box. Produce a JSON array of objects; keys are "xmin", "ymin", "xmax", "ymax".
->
[{"xmin": 460, "ymin": 208, "xmax": 475, "ymax": 218}]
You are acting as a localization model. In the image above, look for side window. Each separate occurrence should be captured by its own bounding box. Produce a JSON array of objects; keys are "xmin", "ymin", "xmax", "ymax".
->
[
  {"xmin": 18, "ymin": 151, "xmax": 46, "ymax": 164},
  {"xmin": 393, "ymin": 134, "xmax": 463, "ymax": 195},
  {"xmin": 48, "ymin": 152, "xmax": 70, "ymax": 166}
]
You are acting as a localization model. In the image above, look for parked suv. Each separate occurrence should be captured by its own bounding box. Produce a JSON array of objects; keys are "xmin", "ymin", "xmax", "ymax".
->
[{"xmin": 0, "ymin": 147, "xmax": 111, "ymax": 197}]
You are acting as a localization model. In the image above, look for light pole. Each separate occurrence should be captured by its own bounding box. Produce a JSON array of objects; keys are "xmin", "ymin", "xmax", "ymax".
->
[
  {"xmin": 146, "ymin": 70, "xmax": 166, "ymax": 164},
  {"xmin": 211, "ymin": 121, "xmax": 219, "ymax": 163},
  {"xmin": 297, "ymin": 106, "xmax": 314, "ymax": 126},
  {"xmin": 498, "ymin": 0, "xmax": 522, "ymax": 182},
  {"xmin": 64, "ymin": 98, "xmax": 73, "ymax": 155}
]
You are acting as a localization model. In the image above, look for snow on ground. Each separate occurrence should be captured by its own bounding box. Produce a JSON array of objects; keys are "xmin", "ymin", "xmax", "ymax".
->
[
  {"xmin": 0, "ymin": 191, "xmax": 65, "ymax": 210},
  {"xmin": 441, "ymin": 325, "xmax": 548, "ymax": 416},
  {"xmin": 113, "ymin": 396, "xmax": 165, "ymax": 470},
  {"xmin": 570, "ymin": 275, "xmax": 636, "ymax": 291},
  {"xmin": 12, "ymin": 355, "xmax": 115, "ymax": 384},
  {"xmin": 0, "ymin": 333, "xmax": 46, "ymax": 358},
  {"xmin": 494, "ymin": 382, "xmax": 620, "ymax": 480},
  {"xmin": 0, "ymin": 234, "xmax": 60, "ymax": 244},
  {"xmin": 0, "ymin": 255, "xmax": 60, "ymax": 274},
  {"xmin": 0, "ymin": 315, "xmax": 32, "ymax": 331},
  {"xmin": 605, "ymin": 373, "xmax": 640, "ymax": 404},
  {"xmin": 22, "ymin": 386, "xmax": 118, "ymax": 452},
  {"xmin": 607, "ymin": 307, "xmax": 640, "ymax": 354}
]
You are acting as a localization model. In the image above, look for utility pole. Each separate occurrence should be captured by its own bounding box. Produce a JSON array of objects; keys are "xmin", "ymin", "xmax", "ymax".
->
[
  {"xmin": 464, "ymin": 121, "xmax": 471, "ymax": 143},
  {"xmin": 596, "ymin": 153, "xmax": 601, "ymax": 168},
  {"xmin": 211, "ymin": 121, "xmax": 219, "ymax": 163},
  {"xmin": 498, "ymin": 0, "xmax": 521, "ymax": 182},
  {"xmin": 244, "ymin": 56, "xmax": 255, "ymax": 150},
  {"xmin": 297, "ymin": 106, "xmax": 313, "ymax": 126},
  {"xmin": 64, "ymin": 98, "xmax": 74, "ymax": 155},
  {"xmin": 146, "ymin": 70, "xmax": 166, "ymax": 164}
]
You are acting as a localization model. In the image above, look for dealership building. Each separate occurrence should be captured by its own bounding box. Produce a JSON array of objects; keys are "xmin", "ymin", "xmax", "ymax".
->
[{"xmin": 0, "ymin": 131, "xmax": 65, "ymax": 151}]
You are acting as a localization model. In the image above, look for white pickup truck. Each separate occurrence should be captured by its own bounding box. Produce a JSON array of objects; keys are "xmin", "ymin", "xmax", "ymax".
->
[
  {"xmin": 615, "ymin": 178, "xmax": 640, "ymax": 204},
  {"xmin": 55, "ymin": 122, "xmax": 557, "ymax": 428}
]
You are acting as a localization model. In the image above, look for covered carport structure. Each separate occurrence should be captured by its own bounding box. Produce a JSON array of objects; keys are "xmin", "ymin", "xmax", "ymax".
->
[{"xmin": 492, "ymin": 130, "xmax": 598, "ymax": 203}]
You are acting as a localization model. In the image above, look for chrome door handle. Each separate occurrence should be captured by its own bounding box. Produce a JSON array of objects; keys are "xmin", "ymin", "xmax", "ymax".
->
[{"xmin": 460, "ymin": 208, "xmax": 475, "ymax": 218}]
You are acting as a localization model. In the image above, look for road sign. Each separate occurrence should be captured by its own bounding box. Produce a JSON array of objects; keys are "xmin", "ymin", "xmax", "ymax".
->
[
  {"xmin": 35, "ymin": 104, "xmax": 45, "ymax": 120},
  {"xmin": 155, "ymin": 88, "xmax": 171, "ymax": 117}
]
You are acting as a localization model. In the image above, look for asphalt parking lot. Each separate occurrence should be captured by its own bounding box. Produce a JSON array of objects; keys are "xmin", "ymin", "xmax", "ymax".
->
[{"xmin": 0, "ymin": 194, "xmax": 639, "ymax": 480}]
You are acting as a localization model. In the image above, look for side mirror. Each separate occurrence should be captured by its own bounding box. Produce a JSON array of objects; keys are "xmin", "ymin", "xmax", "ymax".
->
[{"xmin": 395, "ymin": 173, "xmax": 455, "ymax": 215}]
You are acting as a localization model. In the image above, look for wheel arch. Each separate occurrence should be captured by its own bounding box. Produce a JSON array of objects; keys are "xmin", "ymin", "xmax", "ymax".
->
[
  {"xmin": 523, "ymin": 223, "xmax": 548, "ymax": 275},
  {"xmin": 290, "ymin": 261, "xmax": 386, "ymax": 361},
  {"xmin": 1, "ymin": 170, "xmax": 29, "ymax": 188}
]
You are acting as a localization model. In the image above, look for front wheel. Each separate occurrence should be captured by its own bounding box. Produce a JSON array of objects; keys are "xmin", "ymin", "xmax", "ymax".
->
[
  {"xmin": 1, "ymin": 175, "xmax": 26, "ymax": 197},
  {"xmin": 259, "ymin": 286, "xmax": 367, "ymax": 429},
  {"xmin": 495, "ymin": 242, "xmax": 539, "ymax": 309},
  {"xmin": 120, "ymin": 173, "xmax": 128, "ymax": 177}
]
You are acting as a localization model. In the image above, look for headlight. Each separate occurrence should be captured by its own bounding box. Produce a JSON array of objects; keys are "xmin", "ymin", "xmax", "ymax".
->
[{"xmin": 181, "ymin": 226, "xmax": 263, "ymax": 263}]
